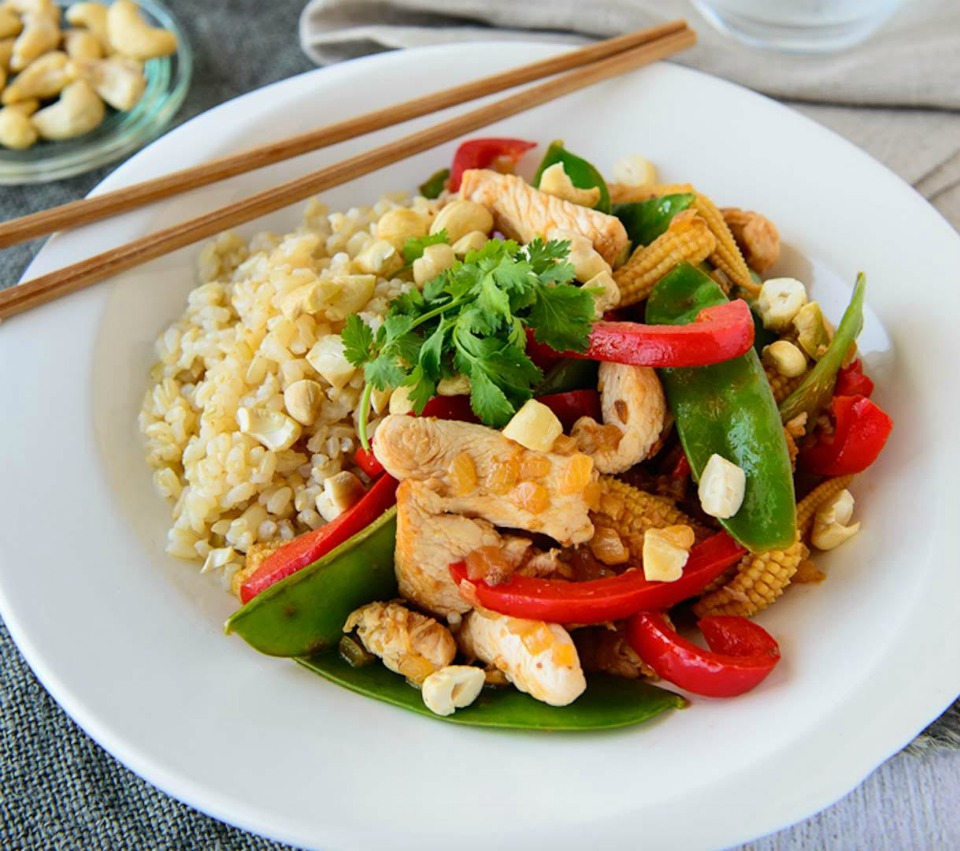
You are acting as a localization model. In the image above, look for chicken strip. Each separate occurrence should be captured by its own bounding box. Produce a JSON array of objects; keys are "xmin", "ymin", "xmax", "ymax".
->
[
  {"xmin": 344, "ymin": 600, "xmax": 456, "ymax": 684},
  {"xmin": 459, "ymin": 168, "xmax": 629, "ymax": 267},
  {"xmin": 572, "ymin": 362, "xmax": 666, "ymax": 474},
  {"xmin": 374, "ymin": 414, "xmax": 597, "ymax": 545},
  {"xmin": 458, "ymin": 609, "xmax": 586, "ymax": 706},
  {"xmin": 395, "ymin": 480, "xmax": 502, "ymax": 618}
]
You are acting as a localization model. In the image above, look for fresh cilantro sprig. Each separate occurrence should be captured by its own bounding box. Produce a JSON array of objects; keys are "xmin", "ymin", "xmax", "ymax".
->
[{"xmin": 342, "ymin": 237, "xmax": 596, "ymax": 448}]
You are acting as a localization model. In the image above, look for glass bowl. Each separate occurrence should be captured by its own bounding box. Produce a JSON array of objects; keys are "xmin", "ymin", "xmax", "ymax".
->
[{"xmin": 0, "ymin": 0, "xmax": 192, "ymax": 185}]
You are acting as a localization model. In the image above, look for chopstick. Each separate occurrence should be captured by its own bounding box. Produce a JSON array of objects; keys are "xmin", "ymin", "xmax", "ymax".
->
[
  {"xmin": 0, "ymin": 20, "xmax": 689, "ymax": 250},
  {"xmin": 0, "ymin": 24, "xmax": 696, "ymax": 321}
]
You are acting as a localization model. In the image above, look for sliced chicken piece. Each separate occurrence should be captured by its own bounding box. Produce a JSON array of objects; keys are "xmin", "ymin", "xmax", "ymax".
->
[
  {"xmin": 459, "ymin": 168, "xmax": 629, "ymax": 267},
  {"xmin": 344, "ymin": 600, "xmax": 456, "ymax": 684},
  {"xmin": 458, "ymin": 609, "xmax": 586, "ymax": 706},
  {"xmin": 374, "ymin": 414, "xmax": 597, "ymax": 545},
  {"xmin": 572, "ymin": 362, "xmax": 666, "ymax": 474},
  {"xmin": 395, "ymin": 480, "xmax": 502, "ymax": 617}
]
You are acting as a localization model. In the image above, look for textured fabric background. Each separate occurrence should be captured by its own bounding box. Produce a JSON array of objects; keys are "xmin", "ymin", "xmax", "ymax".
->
[{"xmin": 1, "ymin": 1, "xmax": 958, "ymax": 848}]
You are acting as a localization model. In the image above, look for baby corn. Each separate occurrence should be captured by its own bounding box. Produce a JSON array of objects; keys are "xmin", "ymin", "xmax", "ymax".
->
[
  {"xmin": 591, "ymin": 476, "xmax": 710, "ymax": 560},
  {"xmin": 614, "ymin": 210, "xmax": 715, "ymax": 307},
  {"xmin": 693, "ymin": 192, "xmax": 759, "ymax": 297},
  {"xmin": 765, "ymin": 363, "xmax": 806, "ymax": 405},
  {"xmin": 692, "ymin": 534, "xmax": 808, "ymax": 618}
]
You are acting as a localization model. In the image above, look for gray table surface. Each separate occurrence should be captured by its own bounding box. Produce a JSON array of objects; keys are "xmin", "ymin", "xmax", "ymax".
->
[{"xmin": 1, "ymin": 2, "xmax": 958, "ymax": 848}]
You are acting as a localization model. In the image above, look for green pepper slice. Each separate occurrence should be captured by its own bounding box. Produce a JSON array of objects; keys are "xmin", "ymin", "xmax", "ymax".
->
[
  {"xmin": 646, "ymin": 263, "xmax": 796, "ymax": 552},
  {"xmin": 534, "ymin": 140, "xmax": 611, "ymax": 213},
  {"xmin": 779, "ymin": 273, "xmax": 866, "ymax": 423},
  {"xmin": 298, "ymin": 653, "xmax": 686, "ymax": 730},
  {"xmin": 613, "ymin": 193, "xmax": 696, "ymax": 248},
  {"xmin": 225, "ymin": 508, "xmax": 398, "ymax": 657},
  {"xmin": 418, "ymin": 167, "xmax": 450, "ymax": 199}
]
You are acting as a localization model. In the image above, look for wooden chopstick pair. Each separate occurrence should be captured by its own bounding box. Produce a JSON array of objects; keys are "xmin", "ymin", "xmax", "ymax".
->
[{"xmin": 0, "ymin": 22, "xmax": 696, "ymax": 321}]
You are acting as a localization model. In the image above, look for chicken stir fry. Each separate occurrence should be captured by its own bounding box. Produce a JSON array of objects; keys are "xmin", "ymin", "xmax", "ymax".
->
[{"xmin": 226, "ymin": 138, "xmax": 892, "ymax": 726}]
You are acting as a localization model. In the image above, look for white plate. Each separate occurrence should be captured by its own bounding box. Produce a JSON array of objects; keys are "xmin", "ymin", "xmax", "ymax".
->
[{"xmin": 1, "ymin": 42, "xmax": 958, "ymax": 851}]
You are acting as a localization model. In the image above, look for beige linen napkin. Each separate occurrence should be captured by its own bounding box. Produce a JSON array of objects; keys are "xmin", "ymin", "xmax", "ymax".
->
[{"xmin": 299, "ymin": 0, "xmax": 960, "ymax": 229}]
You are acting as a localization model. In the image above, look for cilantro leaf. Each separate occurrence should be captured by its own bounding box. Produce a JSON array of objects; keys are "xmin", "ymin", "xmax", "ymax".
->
[
  {"xmin": 402, "ymin": 229, "xmax": 450, "ymax": 264},
  {"xmin": 364, "ymin": 355, "xmax": 406, "ymax": 391},
  {"xmin": 466, "ymin": 367, "xmax": 516, "ymax": 428},
  {"xmin": 528, "ymin": 280, "xmax": 597, "ymax": 353},
  {"xmin": 342, "ymin": 314, "xmax": 374, "ymax": 367},
  {"xmin": 345, "ymin": 233, "xmax": 597, "ymax": 442}
]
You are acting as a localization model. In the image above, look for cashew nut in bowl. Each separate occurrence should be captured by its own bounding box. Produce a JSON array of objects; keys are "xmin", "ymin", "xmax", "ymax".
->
[
  {"xmin": 0, "ymin": 8, "xmax": 23, "ymax": 41},
  {"xmin": 74, "ymin": 55, "xmax": 145, "ymax": 111},
  {"xmin": 106, "ymin": 0, "xmax": 177, "ymax": 61},
  {"xmin": 0, "ymin": 99, "xmax": 39, "ymax": 148},
  {"xmin": 572, "ymin": 361, "xmax": 667, "ymax": 474},
  {"xmin": 63, "ymin": 28, "xmax": 105, "ymax": 61},
  {"xmin": 64, "ymin": 2, "xmax": 109, "ymax": 51},
  {"xmin": 9, "ymin": 8, "xmax": 60, "ymax": 71},
  {"xmin": 30, "ymin": 78, "xmax": 105, "ymax": 140},
  {"xmin": 1, "ymin": 50, "xmax": 72, "ymax": 104}
]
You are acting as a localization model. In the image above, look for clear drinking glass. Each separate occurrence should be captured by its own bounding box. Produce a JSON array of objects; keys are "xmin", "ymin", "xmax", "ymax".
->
[{"xmin": 690, "ymin": 0, "xmax": 904, "ymax": 52}]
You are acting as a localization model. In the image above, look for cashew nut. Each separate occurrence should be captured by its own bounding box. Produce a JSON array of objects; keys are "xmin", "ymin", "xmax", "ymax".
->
[
  {"xmin": 322, "ymin": 471, "xmax": 365, "ymax": 516},
  {"xmin": 353, "ymin": 238, "xmax": 402, "ymax": 277},
  {"xmin": 375, "ymin": 207, "xmax": 429, "ymax": 250},
  {"xmin": 450, "ymin": 229, "xmax": 488, "ymax": 257},
  {"xmin": 1, "ymin": 49, "xmax": 71, "ymax": 104},
  {"xmin": 283, "ymin": 378, "xmax": 324, "ymax": 426},
  {"xmin": 0, "ymin": 8, "xmax": 23, "ymax": 41},
  {"xmin": 64, "ymin": 2, "xmax": 109, "ymax": 50},
  {"xmin": 412, "ymin": 242, "xmax": 456, "ymax": 287},
  {"xmin": 31, "ymin": 78, "xmax": 105, "ymax": 140},
  {"xmin": 106, "ymin": 0, "xmax": 176, "ymax": 61},
  {"xmin": 63, "ymin": 28, "xmax": 105, "ymax": 61},
  {"xmin": 9, "ymin": 9, "xmax": 59, "ymax": 71},
  {"xmin": 430, "ymin": 199, "xmax": 493, "ymax": 244},
  {"xmin": 4, "ymin": 1, "xmax": 57, "ymax": 15},
  {"xmin": 0, "ymin": 100, "xmax": 37, "ymax": 148},
  {"xmin": 547, "ymin": 227, "xmax": 611, "ymax": 283},
  {"xmin": 73, "ymin": 55, "xmax": 144, "ymax": 111},
  {"xmin": 1, "ymin": 39, "xmax": 15, "ymax": 71},
  {"xmin": 236, "ymin": 407, "xmax": 302, "ymax": 452},
  {"xmin": 539, "ymin": 162, "xmax": 602, "ymax": 208},
  {"xmin": 421, "ymin": 665, "xmax": 485, "ymax": 716}
]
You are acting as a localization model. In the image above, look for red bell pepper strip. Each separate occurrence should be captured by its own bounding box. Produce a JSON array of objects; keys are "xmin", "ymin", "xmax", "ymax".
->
[
  {"xmin": 420, "ymin": 394, "xmax": 479, "ymax": 422},
  {"xmin": 449, "ymin": 531, "xmax": 745, "ymax": 624},
  {"xmin": 239, "ymin": 473, "xmax": 399, "ymax": 603},
  {"xmin": 447, "ymin": 138, "xmax": 537, "ymax": 192},
  {"xmin": 835, "ymin": 360, "xmax": 874, "ymax": 398},
  {"xmin": 353, "ymin": 446, "xmax": 384, "ymax": 478},
  {"xmin": 535, "ymin": 389, "xmax": 602, "ymax": 431},
  {"xmin": 800, "ymin": 393, "xmax": 893, "ymax": 477},
  {"xmin": 527, "ymin": 300, "xmax": 754, "ymax": 370},
  {"xmin": 626, "ymin": 612, "xmax": 781, "ymax": 697}
]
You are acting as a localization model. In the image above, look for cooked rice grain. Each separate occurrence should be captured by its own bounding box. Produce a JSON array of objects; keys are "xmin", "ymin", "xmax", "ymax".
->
[{"xmin": 139, "ymin": 194, "xmax": 438, "ymax": 585}]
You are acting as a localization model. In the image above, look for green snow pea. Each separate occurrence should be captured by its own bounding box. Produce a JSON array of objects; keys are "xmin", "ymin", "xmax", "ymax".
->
[
  {"xmin": 646, "ymin": 263, "xmax": 796, "ymax": 552},
  {"xmin": 418, "ymin": 167, "xmax": 450, "ymax": 199},
  {"xmin": 534, "ymin": 140, "xmax": 611, "ymax": 213},
  {"xmin": 613, "ymin": 193, "xmax": 696, "ymax": 248},
  {"xmin": 298, "ymin": 653, "xmax": 686, "ymax": 730},
  {"xmin": 779, "ymin": 273, "xmax": 866, "ymax": 423},
  {"xmin": 225, "ymin": 508, "xmax": 398, "ymax": 657}
]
